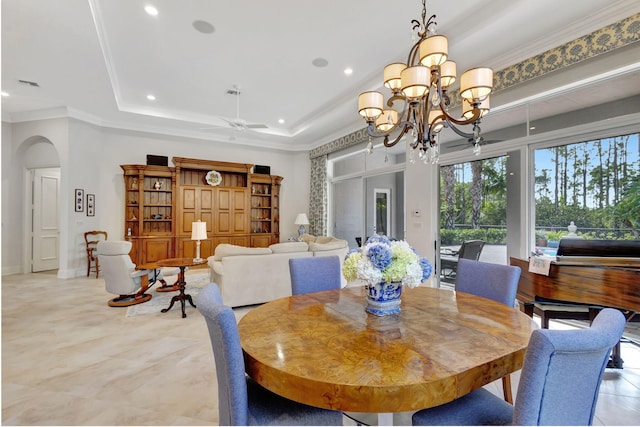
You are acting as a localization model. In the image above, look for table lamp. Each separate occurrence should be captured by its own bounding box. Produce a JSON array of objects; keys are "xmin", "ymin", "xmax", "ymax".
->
[
  {"xmin": 294, "ymin": 213, "xmax": 309, "ymax": 238},
  {"xmin": 191, "ymin": 220, "xmax": 207, "ymax": 262}
]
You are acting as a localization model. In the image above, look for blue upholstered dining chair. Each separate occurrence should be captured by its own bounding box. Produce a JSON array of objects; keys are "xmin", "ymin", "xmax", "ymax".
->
[
  {"xmin": 412, "ymin": 308, "xmax": 626, "ymax": 426},
  {"xmin": 455, "ymin": 258, "xmax": 521, "ymax": 307},
  {"xmin": 289, "ymin": 255, "xmax": 342, "ymax": 295},
  {"xmin": 196, "ymin": 283, "xmax": 343, "ymax": 426},
  {"xmin": 455, "ymin": 258, "xmax": 522, "ymax": 402}
]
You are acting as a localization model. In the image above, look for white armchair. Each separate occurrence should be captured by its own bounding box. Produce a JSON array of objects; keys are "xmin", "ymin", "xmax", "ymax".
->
[{"xmin": 97, "ymin": 240, "xmax": 164, "ymax": 307}]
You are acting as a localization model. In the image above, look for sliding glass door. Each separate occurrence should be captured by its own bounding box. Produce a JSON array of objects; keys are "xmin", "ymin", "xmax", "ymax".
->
[{"xmin": 439, "ymin": 155, "xmax": 508, "ymax": 285}]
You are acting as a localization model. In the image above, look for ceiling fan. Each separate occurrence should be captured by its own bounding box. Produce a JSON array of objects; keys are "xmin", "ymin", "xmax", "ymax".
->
[
  {"xmin": 219, "ymin": 86, "xmax": 268, "ymax": 131},
  {"xmin": 198, "ymin": 85, "xmax": 268, "ymax": 132}
]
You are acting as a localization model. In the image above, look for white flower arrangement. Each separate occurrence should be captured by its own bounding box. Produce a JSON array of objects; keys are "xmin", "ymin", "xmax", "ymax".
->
[{"xmin": 343, "ymin": 234, "xmax": 432, "ymax": 288}]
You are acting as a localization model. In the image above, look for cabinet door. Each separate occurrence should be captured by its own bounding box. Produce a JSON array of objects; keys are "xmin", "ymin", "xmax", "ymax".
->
[
  {"xmin": 214, "ymin": 188, "xmax": 248, "ymax": 234},
  {"xmin": 178, "ymin": 187, "xmax": 215, "ymax": 235},
  {"xmin": 212, "ymin": 235, "xmax": 250, "ymax": 249},
  {"xmin": 177, "ymin": 237, "xmax": 213, "ymax": 259},
  {"xmin": 126, "ymin": 237, "xmax": 140, "ymax": 265},
  {"xmin": 141, "ymin": 238, "xmax": 173, "ymax": 263},
  {"xmin": 251, "ymin": 235, "xmax": 272, "ymax": 248}
]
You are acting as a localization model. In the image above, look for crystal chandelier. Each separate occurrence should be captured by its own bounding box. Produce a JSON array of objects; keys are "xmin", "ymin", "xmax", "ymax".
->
[{"xmin": 357, "ymin": 0, "xmax": 493, "ymax": 163}]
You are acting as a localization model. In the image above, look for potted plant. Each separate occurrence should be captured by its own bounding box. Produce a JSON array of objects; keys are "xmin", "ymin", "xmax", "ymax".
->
[
  {"xmin": 535, "ymin": 231, "xmax": 548, "ymax": 247},
  {"xmin": 546, "ymin": 230, "xmax": 566, "ymax": 248}
]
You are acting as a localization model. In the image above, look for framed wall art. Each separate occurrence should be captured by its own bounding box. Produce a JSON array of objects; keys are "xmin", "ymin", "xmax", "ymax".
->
[
  {"xmin": 75, "ymin": 189, "xmax": 84, "ymax": 212},
  {"xmin": 86, "ymin": 194, "xmax": 95, "ymax": 216}
]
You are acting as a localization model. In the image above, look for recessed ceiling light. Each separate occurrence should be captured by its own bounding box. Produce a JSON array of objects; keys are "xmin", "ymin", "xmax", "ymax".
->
[
  {"xmin": 312, "ymin": 58, "xmax": 329, "ymax": 68},
  {"xmin": 144, "ymin": 5, "xmax": 158, "ymax": 16},
  {"xmin": 278, "ymin": 119, "xmax": 285, "ymax": 124},
  {"xmin": 193, "ymin": 20, "xmax": 215, "ymax": 34},
  {"xmin": 1, "ymin": 91, "xmax": 9, "ymax": 97},
  {"xmin": 147, "ymin": 94, "xmax": 156, "ymax": 101},
  {"xmin": 344, "ymin": 68, "xmax": 353, "ymax": 75}
]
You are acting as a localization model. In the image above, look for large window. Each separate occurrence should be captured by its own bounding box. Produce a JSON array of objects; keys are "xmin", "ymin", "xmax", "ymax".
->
[{"xmin": 534, "ymin": 133, "xmax": 639, "ymax": 250}]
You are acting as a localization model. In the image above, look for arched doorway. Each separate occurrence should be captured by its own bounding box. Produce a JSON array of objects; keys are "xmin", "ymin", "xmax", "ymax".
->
[{"xmin": 17, "ymin": 136, "xmax": 61, "ymax": 272}]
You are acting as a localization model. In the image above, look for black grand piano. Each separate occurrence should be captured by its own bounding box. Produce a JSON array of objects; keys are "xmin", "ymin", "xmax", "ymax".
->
[{"xmin": 510, "ymin": 239, "xmax": 640, "ymax": 368}]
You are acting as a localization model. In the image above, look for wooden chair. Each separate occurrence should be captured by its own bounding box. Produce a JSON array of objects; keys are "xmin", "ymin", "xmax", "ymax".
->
[
  {"xmin": 84, "ymin": 230, "xmax": 107, "ymax": 278},
  {"xmin": 440, "ymin": 240, "xmax": 485, "ymax": 280}
]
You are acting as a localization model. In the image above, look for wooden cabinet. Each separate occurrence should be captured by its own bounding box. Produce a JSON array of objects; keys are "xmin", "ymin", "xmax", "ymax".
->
[
  {"xmin": 121, "ymin": 165, "xmax": 175, "ymax": 265},
  {"xmin": 122, "ymin": 159, "xmax": 282, "ymax": 263},
  {"xmin": 249, "ymin": 174, "xmax": 282, "ymax": 246}
]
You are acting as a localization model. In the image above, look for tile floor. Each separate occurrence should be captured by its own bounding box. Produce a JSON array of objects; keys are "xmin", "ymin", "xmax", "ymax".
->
[{"xmin": 2, "ymin": 270, "xmax": 639, "ymax": 425}]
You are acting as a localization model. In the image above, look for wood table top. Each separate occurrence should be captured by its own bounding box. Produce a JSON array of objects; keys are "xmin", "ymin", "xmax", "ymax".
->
[
  {"xmin": 156, "ymin": 258, "xmax": 207, "ymax": 268},
  {"xmin": 238, "ymin": 286, "xmax": 536, "ymax": 413}
]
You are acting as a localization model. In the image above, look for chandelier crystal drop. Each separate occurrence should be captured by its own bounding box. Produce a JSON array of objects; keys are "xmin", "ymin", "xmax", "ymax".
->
[{"xmin": 357, "ymin": 0, "xmax": 493, "ymax": 163}]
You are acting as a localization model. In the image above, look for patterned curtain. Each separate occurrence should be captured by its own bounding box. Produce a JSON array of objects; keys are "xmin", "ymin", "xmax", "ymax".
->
[{"xmin": 308, "ymin": 155, "xmax": 328, "ymax": 236}]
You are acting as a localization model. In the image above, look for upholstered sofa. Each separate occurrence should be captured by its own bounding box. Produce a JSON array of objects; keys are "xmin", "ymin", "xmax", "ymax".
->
[{"xmin": 207, "ymin": 236, "xmax": 349, "ymax": 307}]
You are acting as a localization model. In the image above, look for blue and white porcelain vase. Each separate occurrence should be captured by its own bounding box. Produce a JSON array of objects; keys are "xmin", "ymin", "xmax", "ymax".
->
[{"xmin": 365, "ymin": 281, "xmax": 402, "ymax": 316}]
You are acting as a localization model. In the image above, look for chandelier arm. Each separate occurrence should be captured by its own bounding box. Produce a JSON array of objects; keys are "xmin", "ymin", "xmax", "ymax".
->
[
  {"xmin": 438, "ymin": 105, "xmax": 481, "ymax": 127},
  {"xmin": 407, "ymin": 39, "xmax": 423, "ymax": 66},
  {"xmin": 439, "ymin": 118, "xmax": 475, "ymax": 140},
  {"xmin": 383, "ymin": 125, "xmax": 412, "ymax": 148}
]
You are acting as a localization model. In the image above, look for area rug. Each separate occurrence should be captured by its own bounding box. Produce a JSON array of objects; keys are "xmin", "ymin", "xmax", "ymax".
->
[{"xmin": 126, "ymin": 271, "xmax": 210, "ymax": 317}]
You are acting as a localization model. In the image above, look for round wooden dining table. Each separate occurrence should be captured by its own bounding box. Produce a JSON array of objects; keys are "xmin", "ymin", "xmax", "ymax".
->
[{"xmin": 238, "ymin": 285, "xmax": 536, "ymax": 424}]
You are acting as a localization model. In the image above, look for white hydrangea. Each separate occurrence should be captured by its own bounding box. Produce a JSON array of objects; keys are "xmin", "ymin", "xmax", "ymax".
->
[
  {"xmin": 403, "ymin": 260, "xmax": 424, "ymax": 288},
  {"xmin": 356, "ymin": 256, "xmax": 383, "ymax": 283}
]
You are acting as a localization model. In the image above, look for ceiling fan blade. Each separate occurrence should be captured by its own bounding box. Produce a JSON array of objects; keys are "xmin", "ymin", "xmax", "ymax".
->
[{"xmin": 246, "ymin": 124, "xmax": 268, "ymax": 129}]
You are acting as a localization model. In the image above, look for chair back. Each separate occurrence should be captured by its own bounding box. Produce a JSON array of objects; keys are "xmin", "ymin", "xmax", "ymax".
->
[
  {"xmin": 85, "ymin": 230, "xmax": 108, "ymax": 277},
  {"xmin": 85, "ymin": 230, "xmax": 108, "ymax": 255},
  {"xmin": 289, "ymin": 255, "xmax": 342, "ymax": 295},
  {"xmin": 514, "ymin": 308, "xmax": 626, "ymax": 425},
  {"xmin": 97, "ymin": 240, "xmax": 139, "ymax": 295},
  {"xmin": 455, "ymin": 258, "xmax": 521, "ymax": 307},
  {"xmin": 197, "ymin": 283, "xmax": 249, "ymax": 426},
  {"xmin": 457, "ymin": 240, "xmax": 485, "ymax": 261}
]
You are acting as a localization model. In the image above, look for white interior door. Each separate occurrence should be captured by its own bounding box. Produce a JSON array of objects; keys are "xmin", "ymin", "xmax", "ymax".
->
[{"xmin": 32, "ymin": 168, "xmax": 60, "ymax": 272}]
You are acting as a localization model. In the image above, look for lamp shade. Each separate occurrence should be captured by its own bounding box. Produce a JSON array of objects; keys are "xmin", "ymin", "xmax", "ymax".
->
[
  {"xmin": 462, "ymin": 96, "xmax": 490, "ymax": 120},
  {"xmin": 401, "ymin": 66, "xmax": 430, "ymax": 99},
  {"xmin": 358, "ymin": 91, "xmax": 383, "ymax": 121},
  {"xmin": 419, "ymin": 35, "xmax": 448, "ymax": 67},
  {"xmin": 375, "ymin": 109, "xmax": 399, "ymax": 132},
  {"xmin": 191, "ymin": 220, "xmax": 207, "ymax": 240},
  {"xmin": 294, "ymin": 213, "xmax": 309, "ymax": 226},
  {"xmin": 428, "ymin": 109, "xmax": 445, "ymax": 133},
  {"xmin": 460, "ymin": 67, "xmax": 494, "ymax": 101},
  {"xmin": 384, "ymin": 62, "xmax": 406, "ymax": 92},
  {"xmin": 439, "ymin": 60, "xmax": 457, "ymax": 88}
]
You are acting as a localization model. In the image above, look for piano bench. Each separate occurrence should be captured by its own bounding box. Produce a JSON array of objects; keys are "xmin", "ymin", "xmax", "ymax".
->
[{"xmin": 533, "ymin": 303, "xmax": 600, "ymax": 329}]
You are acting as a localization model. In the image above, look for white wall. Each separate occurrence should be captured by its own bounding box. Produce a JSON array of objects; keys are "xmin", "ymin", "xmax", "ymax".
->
[
  {"xmin": 2, "ymin": 118, "xmax": 310, "ymax": 277},
  {"xmin": 2, "ymin": 118, "xmax": 70, "ymax": 276}
]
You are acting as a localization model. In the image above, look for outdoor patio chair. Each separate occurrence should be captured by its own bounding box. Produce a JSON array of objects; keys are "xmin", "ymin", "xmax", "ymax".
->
[{"xmin": 440, "ymin": 240, "xmax": 485, "ymax": 280}]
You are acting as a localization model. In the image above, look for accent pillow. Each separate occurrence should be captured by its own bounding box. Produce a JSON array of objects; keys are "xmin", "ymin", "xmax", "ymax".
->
[
  {"xmin": 315, "ymin": 236, "xmax": 337, "ymax": 244},
  {"xmin": 309, "ymin": 239, "xmax": 348, "ymax": 252},
  {"xmin": 269, "ymin": 241, "xmax": 309, "ymax": 253},
  {"xmin": 213, "ymin": 244, "xmax": 272, "ymax": 261},
  {"xmin": 299, "ymin": 234, "xmax": 317, "ymax": 244}
]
